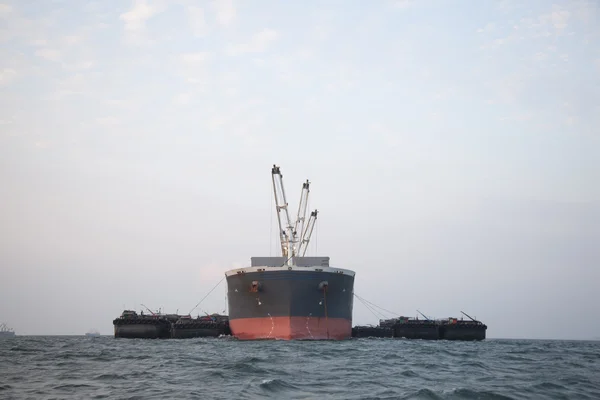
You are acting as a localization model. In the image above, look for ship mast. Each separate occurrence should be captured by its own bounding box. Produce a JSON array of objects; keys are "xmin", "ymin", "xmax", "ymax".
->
[
  {"xmin": 271, "ymin": 165, "xmax": 296, "ymax": 261},
  {"xmin": 271, "ymin": 165, "xmax": 318, "ymax": 264},
  {"xmin": 298, "ymin": 210, "xmax": 318, "ymax": 256},
  {"xmin": 293, "ymin": 179, "xmax": 310, "ymax": 251}
]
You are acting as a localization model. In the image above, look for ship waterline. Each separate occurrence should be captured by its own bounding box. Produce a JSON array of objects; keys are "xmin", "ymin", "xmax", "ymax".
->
[{"xmin": 230, "ymin": 316, "xmax": 352, "ymax": 340}]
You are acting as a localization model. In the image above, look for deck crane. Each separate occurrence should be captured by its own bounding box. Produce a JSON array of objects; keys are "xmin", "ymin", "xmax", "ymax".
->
[
  {"xmin": 140, "ymin": 304, "xmax": 156, "ymax": 316},
  {"xmin": 293, "ymin": 179, "xmax": 311, "ymax": 250},
  {"xmin": 271, "ymin": 165, "xmax": 296, "ymax": 259},
  {"xmin": 271, "ymin": 165, "xmax": 319, "ymax": 264},
  {"xmin": 298, "ymin": 210, "xmax": 318, "ymax": 256}
]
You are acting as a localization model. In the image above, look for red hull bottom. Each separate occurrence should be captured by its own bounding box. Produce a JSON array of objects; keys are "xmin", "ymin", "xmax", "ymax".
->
[{"xmin": 230, "ymin": 316, "xmax": 352, "ymax": 340}]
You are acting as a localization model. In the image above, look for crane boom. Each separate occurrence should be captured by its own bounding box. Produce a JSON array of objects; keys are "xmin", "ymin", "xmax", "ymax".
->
[
  {"xmin": 293, "ymin": 179, "xmax": 310, "ymax": 249},
  {"xmin": 140, "ymin": 304, "xmax": 156, "ymax": 316},
  {"xmin": 416, "ymin": 310, "xmax": 430, "ymax": 321},
  {"xmin": 271, "ymin": 165, "xmax": 296, "ymax": 259},
  {"xmin": 298, "ymin": 210, "xmax": 318, "ymax": 256},
  {"xmin": 460, "ymin": 311, "xmax": 478, "ymax": 322}
]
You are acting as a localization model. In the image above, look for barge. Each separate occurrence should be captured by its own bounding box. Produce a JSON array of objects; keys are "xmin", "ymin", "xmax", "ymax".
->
[
  {"xmin": 352, "ymin": 325, "xmax": 394, "ymax": 338},
  {"xmin": 171, "ymin": 314, "xmax": 231, "ymax": 339},
  {"xmin": 113, "ymin": 310, "xmax": 172, "ymax": 339},
  {"xmin": 113, "ymin": 310, "xmax": 230, "ymax": 339},
  {"xmin": 357, "ymin": 311, "xmax": 487, "ymax": 341}
]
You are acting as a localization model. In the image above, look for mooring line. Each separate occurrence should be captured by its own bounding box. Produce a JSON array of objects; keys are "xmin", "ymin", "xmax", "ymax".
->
[
  {"xmin": 354, "ymin": 294, "xmax": 385, "ymax": 320},
  {"xmin": 354, "ymin": 293, "xmax": 401, "ymax": 318},
  {"xmin": 189, "ymin": 276, "xmax": 225, "ymax": 315}
]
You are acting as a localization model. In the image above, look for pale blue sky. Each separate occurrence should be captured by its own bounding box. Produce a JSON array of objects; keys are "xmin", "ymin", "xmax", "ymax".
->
[{"xmin": 1, "ymin": 0, "xmax": 599, "ymax": 338}]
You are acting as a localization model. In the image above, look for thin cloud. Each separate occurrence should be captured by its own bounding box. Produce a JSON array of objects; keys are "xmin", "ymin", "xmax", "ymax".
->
[
  {"xmin": 0, "ymin": 68, "xmax": 17, "ymax": 86},
  {"xmin": 225, "ymin": 28, "xmax": 278, "ymax": 55},
  {"xmin": 180, "ymin": 52, "xmax": 212, "ymax": 64},
  {"xmin": 0, "ymin": 3, "xmax": 12, "ymax": 16},
  {"xmin": 213, "ymin": 0, "xmax": 236, "ymax": 26},
  {"xmin": 34, "ymin": 48, "xmax": 61, "ymax": 62},
  {"xmin": 119, "ymin": 0, "xmax": 166, "ymax": 44},
  {"xmin": 96, "ymin": 116, "xmax": 120, "ymax": 126},
  {"xmin": 186, "ymin": 6, "xmax": 208, "ymax": 37}
]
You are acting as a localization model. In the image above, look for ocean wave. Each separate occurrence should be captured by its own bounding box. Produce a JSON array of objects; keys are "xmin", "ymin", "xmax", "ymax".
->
[
  {"xmin": 402, "ymin": 388, "xmax": 443, "ymax": 399},
  {"xmin": 258, "ymin": 378, "xmax": 301, "ymax": 392},
  {"xmin": 445, "ymin": 388, "xmax": 516, "ymax": 399},
  {"xmin": 400, "ymin": 369, "xmax": 420, "ymax": 378},
  {"xmin": 0, "ymin": 337, "xmax": 599, "ymax": 399},
  {"xmin": 52, "ymin": 383, "xmax": 96, "ymax": 390},
  {"xmin": 92, "ymin": 373, "xmax": 128, "ymax": 381}
]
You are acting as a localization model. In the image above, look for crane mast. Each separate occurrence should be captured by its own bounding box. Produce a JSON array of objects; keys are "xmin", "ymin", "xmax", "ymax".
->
[
  {"xmin": 271, "ymin": 165, "xmax": 318, "ymax": 264},
  {"xmin": 298, "ymin": 210, "xmax": 318, "ymax": 256},
  {"xmin": 293, "ymin": 179, "xmax": 310, "ymax": 250},
  {"xmin": 271, "ymin": 165, "xmax": 295, "ymax": 260}
]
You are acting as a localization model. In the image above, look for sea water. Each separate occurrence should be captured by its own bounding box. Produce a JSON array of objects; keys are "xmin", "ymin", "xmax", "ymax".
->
[{"xmin": 1, "ymin": 336, "xmax": 599, "ymax": 399}]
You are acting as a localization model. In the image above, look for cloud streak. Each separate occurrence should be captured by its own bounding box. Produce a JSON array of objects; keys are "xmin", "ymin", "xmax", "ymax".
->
[
  {"xmin": 120, "ymin": 0, "xmax": 166, "ymax": 44},
  {"xmin": 225, "ymin": 28, "xmax": 278, "ymax": 55},
  {"xmin": 213, "ymin": 0, "xmax": 236, "ymax": 26}
]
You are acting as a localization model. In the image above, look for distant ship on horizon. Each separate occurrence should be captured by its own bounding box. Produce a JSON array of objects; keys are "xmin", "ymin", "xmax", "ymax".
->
[
  {"xmin": 85, "ymin": 329, "xmax": 101, "ymax": 337},
  {"xmin": 0, "ymin": 323, "xmax": 16, "ymax": 338}
]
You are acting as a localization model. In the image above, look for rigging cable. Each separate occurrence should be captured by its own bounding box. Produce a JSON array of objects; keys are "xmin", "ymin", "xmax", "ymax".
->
[
  {"xmin": 354, "ymin": 293, "xmax": 401, "ymax": 318},
  {"xmin": 188, "ymin": 276, "xmax": 225, "ymax": 315},
  {"xmin": 353, "ymin": 294, "xmax": 385, "ymax": 320}
]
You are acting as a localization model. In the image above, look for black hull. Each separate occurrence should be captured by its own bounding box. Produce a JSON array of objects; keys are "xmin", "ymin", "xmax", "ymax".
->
[
  {"xmin": 171, "ymin": 323, "xmax": 231, "ymax": 339},
  {"xmin": 226, "ymin": 267, "xmax": 355, "ymax": 339},
  {"xmin": 440, "ymin": 325, "xmax": 486, "ymax": 341},
  {"xmin": 114, "ymin": 324, "xmax": 170, "ymax": 339},
  {"xmin": 394, "ymin": 324, "xmax": 440, "ymax": 340},
  {"xmin": 352, "ymin": 326, "xmax": 394, "ymax": 338},
  {"xmin": 379, "ymin": 320, "xmax": 487, "ymax": 341},
  {"xmin": 226, "ymin": 269, "xmax": 354, "ymax": 320}
]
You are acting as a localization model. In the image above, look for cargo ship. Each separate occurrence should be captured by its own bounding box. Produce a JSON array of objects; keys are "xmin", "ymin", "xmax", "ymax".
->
[{"xmin": 225, "ymin": 165, "xmax": 356, "ymax": 340}]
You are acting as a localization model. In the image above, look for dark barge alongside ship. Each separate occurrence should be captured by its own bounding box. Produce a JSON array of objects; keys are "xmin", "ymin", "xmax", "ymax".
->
[
  {"xmin": 171, "ymin": 314, "xmax": 230, "ymax": 339},
  {"xmin": 113, "ymin": 310, "xmax": 230, "ymax": 339},
  {"xmin": 353, "ymin": 311, "xmax": 487, "ymax": 341},
  {"xmin": 113, "ymin": 309, "xmax": 486, "ymax": 341}
]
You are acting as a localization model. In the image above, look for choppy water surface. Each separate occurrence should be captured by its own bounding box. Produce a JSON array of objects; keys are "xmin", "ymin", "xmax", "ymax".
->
[{"xmin": 1, "ymin": 336, "xmax": 599, "ymax": 399}]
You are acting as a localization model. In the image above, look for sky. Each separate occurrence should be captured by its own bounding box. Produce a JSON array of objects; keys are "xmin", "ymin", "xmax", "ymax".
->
[{"xmin": 1, "ymin": 0, "xmax": 599, "ymax": 339}]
